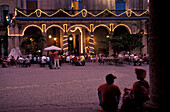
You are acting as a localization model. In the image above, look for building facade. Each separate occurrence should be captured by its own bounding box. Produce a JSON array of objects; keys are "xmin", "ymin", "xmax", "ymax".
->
[{"xmin": 0, "ymin": 0, "xmax": 149, "ymax": 56}]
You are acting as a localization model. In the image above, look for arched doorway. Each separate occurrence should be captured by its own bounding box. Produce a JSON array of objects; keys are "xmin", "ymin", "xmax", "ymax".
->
[
  {"xmin": 113, "ymin": 26, "xmax": 130, "ymax": 36},
  {"xmin": 94, "ymin": 26, "xmax": 109, "ymax": 55},
  {"xmin": 46, "ymin": 27, "xmax": 62, "ymax": 48},
  {"xmin": 111, "ymin": 25, "xmax": 137, "ymax": 53},
  {"xmin": 67, "ymin": 27, "xmax": 90, "ymax": 55},
  {"xmin": 21, "ymin": 27, "xmax": 43, "ymax": 55}
]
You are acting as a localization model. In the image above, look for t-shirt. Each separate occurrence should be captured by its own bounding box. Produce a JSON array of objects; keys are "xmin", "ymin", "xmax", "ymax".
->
[
  {"xmin": 98, "ymin": 83, "xmax": 121, "ymax": 105},
  {"xmin": 53, "ymin": 51, "xmax": 59, "ymax": 59},
  {"xmin": 133, "ymin": 80, "xmax": 150, "ymax": 103}
]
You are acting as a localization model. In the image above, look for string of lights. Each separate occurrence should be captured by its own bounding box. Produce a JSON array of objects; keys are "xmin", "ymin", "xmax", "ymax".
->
[{"xmin": 14, "ymin": 8, "xmax": 149, "ymax": 18}]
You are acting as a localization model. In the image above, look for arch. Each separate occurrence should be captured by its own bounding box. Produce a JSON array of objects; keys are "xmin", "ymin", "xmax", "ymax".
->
[
  {"xmin": 69, "ymin": 27, "xmax": 84, "ymax": 54},
  {"xmin": 93, "ymin": 24, "xmax": 111, "ymax": 33},
  {"xmin": 113, "ymin": 24, "xmax": 132, "ymax": 34},
  {"xmin": 22, "ymin": 24, "xmax": 43, "ymax": 36},
  {"xmin": 67, "ymin": 24, "xmax": 90, "ymax": 33},
  {"xmin": 93, "ymin": 25, "xmax": 109, "ymax": 55},
  {"xmin": 45, "ymin": 24, "xmax": 64, "ymax": 33}
]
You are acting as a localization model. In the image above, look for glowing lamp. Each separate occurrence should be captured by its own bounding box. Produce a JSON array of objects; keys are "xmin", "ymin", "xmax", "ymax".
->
[
  {"xmin": 49, "ymin": 35, "xmax": 52, "ymax": 38},
  {"xmin": 69, "ymin": 37, "xmax": 73, "ymax": 41}
]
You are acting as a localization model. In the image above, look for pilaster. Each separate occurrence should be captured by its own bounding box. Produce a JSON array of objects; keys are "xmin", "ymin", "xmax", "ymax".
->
[
  {"xmin": 89, "ymin": 33, "xmax": 94, "ymax": 54},
  {"xmin": 144, "ymin": 0, "xmax": 168, "ymax": 111}
]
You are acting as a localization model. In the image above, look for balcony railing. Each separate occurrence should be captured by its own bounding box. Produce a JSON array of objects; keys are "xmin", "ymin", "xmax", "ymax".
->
[{"xmin": 14, "ymin": 8, "xmax": 149, "ymax": 18}]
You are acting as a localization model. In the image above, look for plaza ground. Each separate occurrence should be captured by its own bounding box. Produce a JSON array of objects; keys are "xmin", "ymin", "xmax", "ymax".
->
[{"xmin": 0, "ymin": 63, "xmax": 149, "ymax": 112}]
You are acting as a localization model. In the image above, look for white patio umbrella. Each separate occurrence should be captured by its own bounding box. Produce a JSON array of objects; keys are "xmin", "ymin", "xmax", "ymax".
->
[{"xmin": 44, "ymin": 45, "xmax": 62, "ymax": 51}]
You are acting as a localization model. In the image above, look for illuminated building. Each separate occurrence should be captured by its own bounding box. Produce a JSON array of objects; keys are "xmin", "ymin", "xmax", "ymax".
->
[{"xmin": 0, "ymin": 0, "xmax": 149, "ymax": 56}]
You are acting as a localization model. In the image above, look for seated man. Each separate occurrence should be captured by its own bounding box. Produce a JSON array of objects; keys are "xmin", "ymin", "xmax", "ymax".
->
[
  {"xmin": 72, "ymin": 56, "xmax": 78, "ymax": 65},
  {"xmin": 98, "ymin": 74, "xmax": 121, "ymax": 112}
]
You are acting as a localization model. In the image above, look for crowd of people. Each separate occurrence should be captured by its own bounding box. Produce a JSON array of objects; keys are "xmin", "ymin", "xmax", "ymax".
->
[
  {"xmin": 90, "ymin": 52, "xmax": 149, "ymax": 66},
  {"xmin": 0, "ymin": 50, "xmax": 87, "ymax": 68},
  {"xmin": 0, "ymin": 51, "xmax": 62, "ymax": 69},
  {"xmin": 0, "ymin": 51, "xmax": 149, "ymax": 68}
]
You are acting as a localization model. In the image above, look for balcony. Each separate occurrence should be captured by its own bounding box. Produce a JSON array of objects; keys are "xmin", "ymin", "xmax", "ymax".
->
[{"xmin": 13, "ymin": 8, "xmax": 149, "ymax": 21}]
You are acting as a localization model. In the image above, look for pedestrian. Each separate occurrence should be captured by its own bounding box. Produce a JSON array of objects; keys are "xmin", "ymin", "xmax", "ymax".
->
[
  {"xmin": 53, "ymin": 51, "xmax": 60, "ymax": 69},
  {"xmin": 98, "ymin": 74, "xmax": 121, "ymax": 112},
  {"xmin": 133, "ymin": 68, "xmax": 150, "ymax": 112},
  {"xmin": 41, "ymin": 55, "xmax": 46, "ymax": 67},
  {"xmin": 48, "ymin": 52, "xmax": 53, "ymax": 69},
  {"xmin": 25, "ymin": 56, "xmax": 31, "ymax": 67},
  {"xmin": 133, "ymin": 54, "xmax": 139, "ymax": 66}
]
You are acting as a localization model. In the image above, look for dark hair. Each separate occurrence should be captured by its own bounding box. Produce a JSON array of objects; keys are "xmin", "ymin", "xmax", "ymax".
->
[
  {"xmin": 135, "ymin": 68, "xmax": 146, "ymax": 79},
  {"xmin": 105, "ymin": 74, "xmax": 116, "ymax": 84}
]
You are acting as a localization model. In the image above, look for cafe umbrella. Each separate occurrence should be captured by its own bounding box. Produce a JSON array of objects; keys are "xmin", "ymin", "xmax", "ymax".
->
[{"xmin": 44, "ymin": 45, "xmax": 62, "ymax": 51}]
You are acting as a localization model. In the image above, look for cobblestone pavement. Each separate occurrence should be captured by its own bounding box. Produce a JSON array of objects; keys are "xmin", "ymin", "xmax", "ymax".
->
[{"xmin": 0, "ymin": 63, "xmax": 149, "ymax": 112}]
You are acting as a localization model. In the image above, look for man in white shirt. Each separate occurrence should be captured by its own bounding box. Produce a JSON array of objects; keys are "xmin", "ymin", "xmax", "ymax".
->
[{"xmin": 41, "ymin": 55, "xmax": 46, "ymax": 67}]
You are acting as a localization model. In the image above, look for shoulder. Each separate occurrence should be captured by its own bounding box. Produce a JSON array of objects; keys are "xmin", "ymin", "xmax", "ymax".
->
[
  {"xmin": 98, "ymin": 83, "xmax": 107, "ymax": 91},
  {"xmin": 112, "ymin": 84, "xmax": 121, "ymax": 95},
  {"xmin": 112, "ymin": 84, "xmax": 121, "ymax": 90},
  {"xmin": 133, "ymin": 81, "xmax": 141, "ymax": 87},
  {"xmin": 143, "ymin": 80, "xmax": 150, "ymax": 88}
]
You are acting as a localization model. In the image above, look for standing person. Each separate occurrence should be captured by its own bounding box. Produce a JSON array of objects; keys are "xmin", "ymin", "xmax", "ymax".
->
[
  {"xmin": 41, "ymin": 55, "xmax": 46, "ymax": 67},
  {"xmin": 133, "ymin": 54, "xmax": 139, "ymax": 66},
  {"xmin": 133, "ymin": 68, "xmax": 150, "ymax": 112},
  {"xmin": 25, "ymin": 56, "xmax": 31, "ymax": 67},
  {"xmin": 48, "ymin": 52, "xmax": 53, "ymax": 69},
  {"xmin": 53, "ymin": 51, "xmax": 60, "ymax": 69},
  {"xmin": 98, "ymin": 74, "xmax": 121, "ymax": 112}
]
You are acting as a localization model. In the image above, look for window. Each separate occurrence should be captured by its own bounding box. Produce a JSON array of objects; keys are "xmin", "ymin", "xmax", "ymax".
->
[
  {"xmin": 116, "ymin": 0, "xmax": 126, "ymax": 15},
  {"xmin": 0, "ymin": 5, "xmax": 9, "ymax": 23},
  {"xmin": 26, "ymin": 0, "xmax": 38, "ymax": 14},
  {"xmin": 71, "ymin": 0, "xmax": 81, "ymax": 10}
]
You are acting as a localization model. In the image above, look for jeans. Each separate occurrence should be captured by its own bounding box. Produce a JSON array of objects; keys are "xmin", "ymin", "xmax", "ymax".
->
[
  {"xmin": 98, "ymin": 91, "xmax": 118, "ymax": 112},
  {"xmin": 54, "ymin": 59, "xmax": 60, "ymax": 68}
]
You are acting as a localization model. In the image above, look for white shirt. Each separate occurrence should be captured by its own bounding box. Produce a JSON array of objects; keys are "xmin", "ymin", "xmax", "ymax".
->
[{"xmin": 41, "ymin": 56, "xmax": 46, "ymax": 63}]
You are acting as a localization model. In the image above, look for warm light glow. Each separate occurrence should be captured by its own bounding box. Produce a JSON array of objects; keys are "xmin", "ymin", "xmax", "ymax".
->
[
  {"xmin": 69, "ymin": 37, "xmax": 73, "ymax": 41},
  {"xmin": 15, "ymin": 8, "xmax": 149, "ymax": 18},
  {"xmin": 113, "ymin": 24, "xmax": 132, "ymax": 34},
  {"xmin": 54, "ymin": 38, "xmax": 57, "ymax": 41},
  {"xmin": 93, "ymin": 24, "xmax": 111, "ymax": 32},
  {"xmin": 8, "ymin": 24, "xmax": 43, "ymax": 36},
  {"xmin": 106, "ymin": 35, "xmax": 110, "ymax": 39},
  {"xmin": 67, "ymin": 24, "xmax": 90, "ymax": 33},
  {"xmin": 6, "ymin": 16, "xmax": 8, "ymax": 19},
  {"xmin": 49, "ymin": 35, "xmax": 52, "ymax": 38},
  {"xmin": 46, "ymin": 24, "xmax": 64, "ymax": 33},
  {"xmin": 63, "ymin": 43, "xmax": 68, "ymax": 46},
  {"xmin": 30, "ymin": 38, "xmax": 33, "ymax": 42},
  {"xmin": 70, "ymin": 27, "xmax": 83, "ymax": 53}
]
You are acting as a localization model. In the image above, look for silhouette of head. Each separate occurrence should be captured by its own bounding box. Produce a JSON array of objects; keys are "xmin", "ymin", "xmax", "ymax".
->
[{"xmin": 106, "ymin": 74, "xmax": 117, "ymax": 84}]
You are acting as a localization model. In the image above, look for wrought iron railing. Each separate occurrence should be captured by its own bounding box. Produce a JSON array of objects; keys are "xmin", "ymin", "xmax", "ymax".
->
[{"xmin": 14, "ymin": 8, "xmax": 149, "ymax": 18}]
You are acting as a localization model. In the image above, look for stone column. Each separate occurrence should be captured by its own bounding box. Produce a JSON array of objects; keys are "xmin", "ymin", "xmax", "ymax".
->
[
  {"xmin": 42, "ymin": 30, "xmax": 47, "ymax": 55},
  {"xmin": 14, "ymin": 24, "xmax": 19, "ymax": 48},
  {"xmin": 144, "ymin": 0, "xmax": 168, "ymax": 112},
  {"xmin": 63, "ymin": 35, "xmax": 68, "ymax": 54},
  {"xmin": 72, "ymin": 34, "xmax": 76, "ymax": 49},
  {"xmin": 89, "ymin": 33, "xmax": 94, "ymax": 54},
  {"xmin": 59, "ymin": 29, "xmax": 63, "ymax": 49},
  {"xmin": 109, "ymin": 32, "xmax": 113, "ymax": 56}
]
